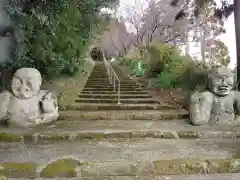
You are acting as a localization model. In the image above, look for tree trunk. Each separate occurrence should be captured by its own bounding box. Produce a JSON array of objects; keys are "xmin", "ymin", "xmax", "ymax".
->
[
  {"xmin": 185, "ymin": 27, "xmax": 189, "ymax": 56},
  {"xmin": 234, "ymin": 0, "xmax": 240, "ymax": 89},
  {"xmin": 200, "ymin": 26, "xmax": 206, "ymax": 63}
]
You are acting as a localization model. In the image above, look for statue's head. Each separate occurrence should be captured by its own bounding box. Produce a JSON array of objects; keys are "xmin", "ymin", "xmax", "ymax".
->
[
  {"xmin": 11, "ymin": 68, "xmax": 42, "ymax": 99},
  {"xmin": 208, "ymin": 65, "xmax": 234, "ymax": 96}
]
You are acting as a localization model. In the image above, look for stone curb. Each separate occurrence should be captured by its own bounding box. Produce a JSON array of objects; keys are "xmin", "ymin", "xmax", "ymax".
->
[
  {"xmin": 1, "ymin": 158, "xmax": 240, "ymax": 178},
  {"xmin": 0, "ymin": 130, "xmax": 238, "ymax": 143},
  {"xmin": 58, "ymin": 111, "xmax": 189, "ymax": 121},
  {"xmin": 59, "ymin": 104, "xmax": 177, "ymax": 111}
]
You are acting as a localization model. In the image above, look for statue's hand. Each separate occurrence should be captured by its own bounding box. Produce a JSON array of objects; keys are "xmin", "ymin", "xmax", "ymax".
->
[
  {"xmin": 40, "ymin": 91, "xmax": 58, "ymax": 113},
  {"xmin": 190, "ymin": 91, "xmax": 202, "ymax": 104}
]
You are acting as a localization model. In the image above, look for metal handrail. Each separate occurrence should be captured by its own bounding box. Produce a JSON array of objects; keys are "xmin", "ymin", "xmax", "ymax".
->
[{"xmin": 102, "ymin": 55, "xmax": 121, "ymax": 104}]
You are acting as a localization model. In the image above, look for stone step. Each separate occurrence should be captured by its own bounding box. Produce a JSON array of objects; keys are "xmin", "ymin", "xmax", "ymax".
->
[
  {"xmin": 59, "ymin": 103, "xmax": 175, "ymax": 111},
  {"xmin": 75, "ymin": 98, "xmax": 158, "ymax": 104},
  {"xmin": 90, "ymin": 71, "xmax": 108, "ymax": 74},
  {"xmin": 88, "ymin": 76, "xmax": 110, "ymax": 79},
  {"xmin": 84, "ymin": 84, "xmax": 139, "ymax": 87},
  {"xmin": 58, "ymin": 109, "xmax": 188, "ymax": 121},
  {"xmin": 86, "ymin": 79, "xmax": 134, "ymax": 82},
  {"xmin": 78, "ymin": 94, "xmax": 152, "ymax": 99},
  {"xmin": 6, "ymin": 173, "xmax": 240, "ymax": 180},
  {"xmin": 86, "ymin": 79, "xmax": 133, "ymax": 82},
  {"xmin": 85, "ymin": 81, "xmax": 136, "ymax": 85},
  {"xmin": 82, "ymin": 87, "xmax": 142, "ymax": 91},
  {"xmin": 90, "ymin": 69, "xmax": 106, "ymax": 71},
  {"xmin": 1, "ymin": 138, "xmax": 240, "ymax": 178},
  {"xmin": 1, "ymin": 119, "xmax": 240, "ymax": 143},
  {"xmin": 80, "ymin": 91, "xmax": 149, "ymax": 94},
  {"xmin": 85, "ymin": 82, "xmax": 137, "ymax": 86},
  {"xmin": 83, "ymin": 86, "xmax": 140, "ymax": 89},
  {"xmin": 87, "ymin": 77, "xmax": 133, "ymax": 81},
  {"xmin": 87, "ymin": 77, "xmax": 134, "ymax": 83}
]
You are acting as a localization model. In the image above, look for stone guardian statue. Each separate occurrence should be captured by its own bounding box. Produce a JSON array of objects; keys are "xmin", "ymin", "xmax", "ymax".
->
[
  {"xmin": 189, "ymin": 65, "xmax": 240, "ymax": 125},
  {"xmin": 0, "ymin": 68, "xmax": 59, "ymax": 127}
]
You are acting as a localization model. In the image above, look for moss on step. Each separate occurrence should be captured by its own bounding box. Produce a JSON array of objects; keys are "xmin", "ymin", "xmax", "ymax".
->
[
  {"xmin": 154, "ymin": 158, "xmax": 240, "ymax": 175},
  {"xmin": 0, "ymin": 163, "xmax": 38, "ymax": 178},
  {"xmin": 1, "ymin": 158, "xmax": 240, "ymax": 177},
  {"xmin": 40, "ymin": 158, "xmax": 85, "ymax": 178},
  {"xmin": 0, "ymin": 132, "xmax": 22, "ymax": 142},
  {"xmin": 38, "ymin": 133, "xmax": 70, "ymax": 141},
  {"xmin": 154, "ymin": 158, "xmax": 208, "ymax": 175},
  {"xmin": 75, "ymin": 132, "xmax": 105, "ymax": 140},
  {"xmin": 177, "ymin": 131, "xmax": 200, "ymax": 138}
]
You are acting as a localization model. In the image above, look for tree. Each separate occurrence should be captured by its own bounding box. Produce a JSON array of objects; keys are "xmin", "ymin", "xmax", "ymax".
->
[
  {"xmin": 95, "ymin": 18, "xmax": 132, "ymax": 58},
  {"xmin": 122, "ymin": 0, "xmax": 192, "ymax": 56},
  {"xmin": 170, "ymin": 0, "xmax": 240, "ymax": 86},
  {"xmin": 205, "ymin": 39, "xmax": 230, "ymax": 66},
  {"xmin": 4, "ymin": 0, "xmax": 119, "ymax": 78}
]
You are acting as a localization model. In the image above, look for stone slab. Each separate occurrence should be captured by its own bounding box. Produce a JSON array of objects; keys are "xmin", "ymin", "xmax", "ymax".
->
[
  {"xmin": 59, "ymin": 103, "xmax": 177, "ymax": 111},
  {"xmin": 1, "ymin": 119, "xmax": 240, "ymax": 142},
  {"xmin": 75, "ymin": 98, "xmax": 159, "ymax": 104},
  {"xmin": 6, "ymin": 174, "xmax": 240, "ymax": 180},
  {"xmin": 80, "ymin": 91, "xmax": 149, "ymax": 94},
  {"xmin": 58, "ymin": 109, "xmax": 189, "ymax": 121},
  {"xmin": 1, "ymin": 138, "xmax": 240, "ymax": 177},
  {"xmin": 78, "ymin": 94, "xmax": 152, "ymax": 98}
]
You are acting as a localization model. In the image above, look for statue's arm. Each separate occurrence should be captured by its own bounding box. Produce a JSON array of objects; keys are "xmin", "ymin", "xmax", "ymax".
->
[
  {"xmin": 233, "ymin": 91, "xmax": 240, "ymax": 114},
  {"xmin": 0, "ymin": 91, "xmax": 11, "ymax": 121},
  {"xmin": 38, "ymin": 91, "xmax": 59, "ymax": 125},
  {"xmin": 189, "ymin": 91, "xmax": 213, "ymax": 125}
]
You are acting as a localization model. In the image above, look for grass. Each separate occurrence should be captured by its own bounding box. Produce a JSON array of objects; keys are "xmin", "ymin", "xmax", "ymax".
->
[{"xmin": 42, "ymin": 59, "xmax": 95, "ymax": 107}]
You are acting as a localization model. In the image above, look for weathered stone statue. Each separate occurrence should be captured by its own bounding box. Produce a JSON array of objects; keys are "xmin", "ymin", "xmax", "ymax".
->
[
  {"xmin": 0, "ymin": 68, "xmax": 59, "ymax": 127},
  {"xmin": 190, "ymin": 65, "xmax": 240, "ymax": 125}
]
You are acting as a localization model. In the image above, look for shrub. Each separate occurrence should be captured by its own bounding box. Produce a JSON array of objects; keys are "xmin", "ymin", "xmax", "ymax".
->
[
  {"xmin": 120, "ymin": 58, "xmax": 149, "ymax": 77},
  {"xmin": 4, "ymin": 0, "xmax": 112, "ymax": 79},
  {"xmin": 144, "ymin": 43, "xmax": 180, "ymax": 77},
  {"xmin": 154, "ymin": 54, "xmax": 208, "ymax": 91}
]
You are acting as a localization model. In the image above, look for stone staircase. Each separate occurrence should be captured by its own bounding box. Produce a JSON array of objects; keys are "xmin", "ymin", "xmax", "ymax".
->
[{"xmin": 1, "ymin": 62, "xmax": 240, "ymax": 179}]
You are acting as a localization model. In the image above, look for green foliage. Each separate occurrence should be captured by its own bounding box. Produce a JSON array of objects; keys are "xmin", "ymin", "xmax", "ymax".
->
[
  {"xmin": 144, "ymin": 43, "xmax": 180, "ymax": 77},
  {"xmin": 122, "ymin": 43, "xmax": 208, "ymax": 95},
  {"xmin": 206, "ymin": 39, "xmax": 230, "ymax": 66},
  {"xmin": 119, "ymin": 58, "xmax": 149, "ymax": 77},
  {"xmin": 4, "ymin": 0, "xmax": 113, "ymax": 79},
  {"xmin": 153, "ymin": 53, "xmax": 208, "ymax": 91}
]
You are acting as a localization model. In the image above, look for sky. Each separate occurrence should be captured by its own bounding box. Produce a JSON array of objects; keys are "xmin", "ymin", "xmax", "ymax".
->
[{"xmin": 117, "ymin": 0, "xmax": 236, "ymax": 69}]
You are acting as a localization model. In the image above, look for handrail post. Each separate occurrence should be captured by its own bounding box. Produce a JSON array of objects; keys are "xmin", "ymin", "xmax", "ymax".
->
[
  {"xmin": 101, "ymin": 53, "xmax": 120, "ymax": 104},
  {"xmin": 113, "ymin": 75, "xmax": 115, "ymax": 91},
  {"xmin": 117, "ymin": 80, "xmax": 120, "ymax": 104}
]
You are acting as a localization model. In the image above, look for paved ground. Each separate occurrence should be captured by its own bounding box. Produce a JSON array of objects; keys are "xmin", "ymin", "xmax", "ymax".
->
[
  {"xmin": 1, "ymin": 119, "xmax": 240, "ymax": 135},
  {"xmin": 1, "ymin": 138, "xmax": 240, "ymax": 164},
  {"xmin": 7, "ymin": 173, "xmax": 240, "ymax": 180}
]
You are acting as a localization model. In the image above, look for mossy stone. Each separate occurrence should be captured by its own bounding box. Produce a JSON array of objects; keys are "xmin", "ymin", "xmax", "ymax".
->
[
  {"xmin": 178, "ymin": 131, "xmax": 199, "ymax": 139},
  {"xmin": 76, "ymin": 132, "xmax": 105, "ymax": 140},
  {"xmin": 162, "ymin": 132, "xmax": 176, "ymax": 139},
  {"xmin": 206, "ymin": 159, "xmax": 231, "ymax": 173},
  {"xmin": 105, "ymin": 132, "xmax": 131, "ymax": 139},
  {"xmin": 0, "ymin": 132, "xmax": 22, "ymax": 142},
  {"xmin": 38, "ymin": 133, "xmax": 70, "ymax": 141},
  {"xmin": 0, "ymin": 162, "xmax": 38, "ymax": 178},
  {"xmin": 40, "ymin": 158, "xmax": 82, "ymax": 178},
  {"xmin": 23, "ymin": 134, "xmax": 35, "ymax": 142},
  {"xmin": 154, "ymin": 158, "xmax": 207, "ymax": 175},
  {"xmin": 228, "ymin": 159, "xmax": 240, "ymax": 172}
]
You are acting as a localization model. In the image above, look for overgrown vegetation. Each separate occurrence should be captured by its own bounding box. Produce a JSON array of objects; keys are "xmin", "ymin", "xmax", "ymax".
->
[
  {"xmin": 4, "ymin": 0, "xmax": 113, "ymax": 79},
  {"xmin": 120, "ymin": 43, "xmax": 209, "ymax": 92}
]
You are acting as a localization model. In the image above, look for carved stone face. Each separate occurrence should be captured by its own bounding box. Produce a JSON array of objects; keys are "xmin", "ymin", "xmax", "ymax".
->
[
  {"xmin": 11, "ymin": 68, "xmax": 42, "ymax": 99},
  {"xmin": 209, "ymin": 66, "xmax": 234, "ymax": 96}
]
